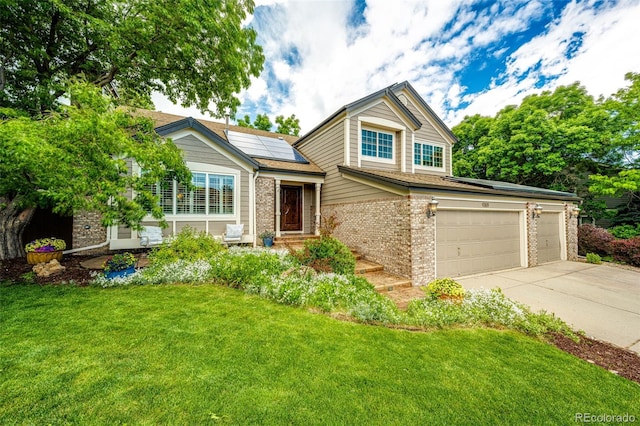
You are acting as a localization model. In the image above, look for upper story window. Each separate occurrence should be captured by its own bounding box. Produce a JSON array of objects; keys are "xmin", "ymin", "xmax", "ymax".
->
[
  {"xmin": 362, "ymin": 128, "xmax": 393, "ymax": 160},
  {"xmin": 414, "ymin": 142, "xmax": 444, "ymax": 169},
  {"xmin": 153, "ymin": 172, "xmax": 235, "ymax": 216}
]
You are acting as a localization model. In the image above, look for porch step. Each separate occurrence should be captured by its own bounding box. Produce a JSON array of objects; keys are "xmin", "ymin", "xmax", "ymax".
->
[
  {"xmin": 363, "ymin": 271, "xmax": 413, "ymax": 293},
  {"xmin": 355, "ymin": 259, "xmax": 384, "ymax": 274}
]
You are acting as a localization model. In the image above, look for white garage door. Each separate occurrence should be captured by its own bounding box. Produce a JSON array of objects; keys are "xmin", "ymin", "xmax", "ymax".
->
[
  {"xmin": 436, "ymin": 210, "xmax": 522, "ymax": 278},
  {"xmin": 537, "ymin": 213, "xmax": 562, "ymax": 264}
]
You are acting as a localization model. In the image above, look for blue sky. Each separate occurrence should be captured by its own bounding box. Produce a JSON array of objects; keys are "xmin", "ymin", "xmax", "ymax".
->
[{"xmin": 153, "ymin": 0, "xmax": 640, "ymax": 133}]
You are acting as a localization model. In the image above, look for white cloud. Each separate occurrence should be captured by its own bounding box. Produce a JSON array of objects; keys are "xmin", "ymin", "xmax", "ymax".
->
[{"xmin": 154, "ymin": 0, "xmax": 640, "ymax": 133}]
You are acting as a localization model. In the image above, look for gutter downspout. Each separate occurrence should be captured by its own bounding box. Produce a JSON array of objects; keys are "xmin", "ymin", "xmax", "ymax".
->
[
  {"xmin": 253, "ymin": 171, "xmax": 260, "ymax": 248},
  {"xmin": 63, "ymin": 239, "xmax": 110, "ymax": 255}
]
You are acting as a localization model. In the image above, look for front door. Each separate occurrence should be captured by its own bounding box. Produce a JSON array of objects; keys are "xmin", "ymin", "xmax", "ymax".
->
[{"xmin": 281, "ymin": 185, "xmax": 302, "ymax": 231}]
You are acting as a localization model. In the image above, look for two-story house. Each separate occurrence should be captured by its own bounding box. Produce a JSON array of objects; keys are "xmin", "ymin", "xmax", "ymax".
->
[{"xmin": 72, "ymin": 81, "xmax": 580, "ymax": 285}]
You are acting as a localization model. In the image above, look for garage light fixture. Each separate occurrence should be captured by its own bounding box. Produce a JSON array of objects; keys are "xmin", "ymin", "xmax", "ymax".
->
[
  {"xmin": 571, "ymin": 206, "xmax": 581, "ymax": 217},
  {"xmin": 427, "ymin": 198, "xmax": 439, "ymax": 218},
  {"xmin": 533, "ymin": 203, "xmax": 543, "ymax": 218}
]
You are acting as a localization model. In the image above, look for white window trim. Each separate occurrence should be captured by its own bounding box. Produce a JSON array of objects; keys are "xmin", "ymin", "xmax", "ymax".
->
[
  {"xmin": 149, "ymin": 162, "xmax": 241, "ymax": 222},
  {"xmin": 360, "ymin": 126, "xmax": 396, "ymax": 165},
  {"xmin": 413, "ymin": 140, "xmax": 446, "ymax": 172}
]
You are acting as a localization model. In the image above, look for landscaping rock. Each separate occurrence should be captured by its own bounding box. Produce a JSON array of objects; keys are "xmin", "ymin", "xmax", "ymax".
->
[{"xmin": 33, "ymin": 259, "xmax": 66, "ymax": 277}]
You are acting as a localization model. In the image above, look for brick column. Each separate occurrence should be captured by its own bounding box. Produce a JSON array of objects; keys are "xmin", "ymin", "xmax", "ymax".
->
[
  {"xmin": 526, "ymin": 202, "xmax": 538, "ymax": 267},
  {"xmin": 565, "ymin": 203, "xmax": 579, "ymax": 261}
]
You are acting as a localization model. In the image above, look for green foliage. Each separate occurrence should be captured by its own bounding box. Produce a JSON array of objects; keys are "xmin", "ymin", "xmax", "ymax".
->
[
  {"xmin": 235, "ymin": 113, "xmax": 300, "ymax": 135},
  {"xmin": 294, "ymin": 237, "xmax": 356, "ymax": 274},
  {"xmin": 24, "ymin": 238, "xmax": 66, "ymax": 253},
  {"xmin": 423, "ymin": 278, "xmax": 466, "ymax": 300},
  {"xmin": 102, "ymin": 253, "xmax": 136, "ymax": 273},
  {"xmin": 148, "ymin": 227, "xmax": 225, "ymax": 266},
  {"xmin": 450, "ymin": 79, "xmax": 640, "ymax": 221},
  {"xmin": 1, "ymin": 0, "xmax": 264, "ymax": 117},
  {"xmin": 235, "ymin": 113, "xmax": 273, "ymax": 131},
  {"xmin": 585, "ymin": 253, "xmax": 602, "ymax": 264},
  {"xmin": 609, "ymin": 223, "xmax": 640, "ymax": 239},
  {"xmin": 210, "ymin": 248, "xmax": 290, "ymax": 289},
  {"xmin": 406, "ymin": 288, "xmax": 576, "ymax": 338},
  {"xmin": 0, "ymin": 82, "xmax": 191, "ymax": 253},
  {"xmin": 275, "ymin": 114, "xmax": 301, "ymax": 136}
]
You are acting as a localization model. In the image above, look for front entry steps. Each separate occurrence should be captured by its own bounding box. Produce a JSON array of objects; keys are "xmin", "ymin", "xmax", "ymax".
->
[
  {"xmin": 354, "ymin": 258, "xmax": 412, "ymax": 293},
  {"xmin": 273, "ymin": 235, "xmax": 412, "ymax": 293}
]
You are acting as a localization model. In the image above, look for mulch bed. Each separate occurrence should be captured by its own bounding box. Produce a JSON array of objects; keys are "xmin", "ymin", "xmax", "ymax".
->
[{"xmin": 2, "ymin": 256, "xmax": 640, "ymax": 385}]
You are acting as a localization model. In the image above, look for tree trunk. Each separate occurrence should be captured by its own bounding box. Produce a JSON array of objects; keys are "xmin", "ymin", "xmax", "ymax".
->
[{"xmin": 0, "ymin": 197, "xmax": 36, "ymax": 260}]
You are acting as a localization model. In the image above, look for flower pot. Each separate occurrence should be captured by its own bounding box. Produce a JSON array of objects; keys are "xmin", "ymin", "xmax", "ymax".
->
[
  {"xmin": 262, "ymin": 237, "xmax": 274, "ymax": 247},
  {"xmin": 27, "ymin": 250, "xmax": 63, "ymax": 265},
  {"xmin": 105, "ymin": 266, "xmax": 136, "ymax": 280}
]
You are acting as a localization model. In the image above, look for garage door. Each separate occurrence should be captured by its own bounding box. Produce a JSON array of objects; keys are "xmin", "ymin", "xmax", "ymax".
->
[
  {"xmin": 436, "ymin": 210, "xmax": 522, "ymax": 278},
  {"xmin": 537, "ymin": 213, "xmax": 562, "ymax": 264}
]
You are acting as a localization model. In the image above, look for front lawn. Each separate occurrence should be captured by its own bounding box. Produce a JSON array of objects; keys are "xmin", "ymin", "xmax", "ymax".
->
[{"xmin": 2, "ymin": 284, "xmax": 638, "ymax": 424}]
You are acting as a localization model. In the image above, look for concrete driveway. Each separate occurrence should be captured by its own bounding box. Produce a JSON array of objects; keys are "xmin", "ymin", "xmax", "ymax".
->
[{"xmin": 456, "ymin": 261, "xmax": 640, "ymax": 354}]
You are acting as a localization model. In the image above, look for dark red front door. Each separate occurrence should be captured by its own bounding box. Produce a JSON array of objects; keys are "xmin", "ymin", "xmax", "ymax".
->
[{"xmin": 281, "ymin": 186, "xmax": 302, "ymax": 231}]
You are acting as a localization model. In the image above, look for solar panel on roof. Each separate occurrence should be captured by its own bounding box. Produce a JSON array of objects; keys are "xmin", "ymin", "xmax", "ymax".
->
[{"xmin": 226, "ymin": 131, "xmax": 308, "ymax": 163}]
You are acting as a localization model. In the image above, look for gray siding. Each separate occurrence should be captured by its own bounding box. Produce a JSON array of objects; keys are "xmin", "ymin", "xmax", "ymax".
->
[
  {"xmin": 352, "ymin": 102, "xmax": 404, "ymax": 172},
  {"xmin": 404, "ymin": 97, "xmax": 452, "ymax": 176},
  {"xmin": 298, "ymin": 120, "xmax": 392, "ymax": 204},
  {"xmin": 173, "ymin": 134, "xmax": 251, "ymax": 227}
]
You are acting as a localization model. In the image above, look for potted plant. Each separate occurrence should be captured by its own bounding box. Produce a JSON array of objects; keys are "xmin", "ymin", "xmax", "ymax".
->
[
  {"xmin": 25, "ymin": 238, "xmax": 66, "ymax": 264},
  {"xmin": 259, "ymin": 230, "xmax": 275, "ymax": 248},
  {"xmin": 103, "ymin": 252, "xmax": 137, "ymax": 279}
]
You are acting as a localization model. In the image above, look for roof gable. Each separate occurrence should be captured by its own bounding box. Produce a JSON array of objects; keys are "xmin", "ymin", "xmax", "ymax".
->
[
  {"xmin": 155, "ymin": 117, "xmax": 260, "ymax": 169},
  {"xmin": 391, "ymin": 82, "xmax": 458, "ymax": 144}
]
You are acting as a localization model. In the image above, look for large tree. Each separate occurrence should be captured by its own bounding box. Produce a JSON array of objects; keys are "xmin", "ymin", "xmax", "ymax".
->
[
  {"xmin": 235, "ymin": 112, "xmax": 300, "ymax": 136},
  {"xmin": 0, "ymin": 83, "xmax": 191, "ymax": 260},
  {"xmin": 451, "ymin": 83, "xmax": 617, "ymax": 218},
  {"xmin": 589, "ymin": 73, "xmax": 640, "ymax": 224},
  {"xmin": 0, "ymin": 0, "xmax": 265, "ymax": 259},
  {"xmin": 0, "ymin": 0, "xmax": 264, "ymax": 117}
]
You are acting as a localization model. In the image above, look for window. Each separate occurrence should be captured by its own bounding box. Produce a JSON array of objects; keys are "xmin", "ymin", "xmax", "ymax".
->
[
  {"xmin": 414, "ymin": 142, "xmax": 444, "ymax": 168},
  {"xmin": 362, "ymin": 129, "xmax": 393, "ymax": 160},
  {"xmin": 153, "ymin": 172, "xmax": 235, "ymax": 215}
]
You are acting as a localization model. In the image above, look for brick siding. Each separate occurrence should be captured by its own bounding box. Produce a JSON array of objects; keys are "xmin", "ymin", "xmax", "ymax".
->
[{"xmin": 72, "ymin": 211, "xmax": 108, "ymax": 255}]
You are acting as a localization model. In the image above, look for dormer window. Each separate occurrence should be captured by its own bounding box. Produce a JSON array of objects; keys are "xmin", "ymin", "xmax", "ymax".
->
[
  {"xmin": 362, "ymin": 128, "xmax": 393, "ymax": 160},
  {"xmin": 414, "ymin": 142, "xmax": 444, "ymax": 170}
]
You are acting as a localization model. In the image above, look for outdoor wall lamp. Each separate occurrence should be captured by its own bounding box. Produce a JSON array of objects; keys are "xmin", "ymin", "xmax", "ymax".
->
[
  {"xmin": 571, "ymin": 206, "xmax": 581, "ymax": 217},
  {"xmin": 533, "ymin": 203, "xmax": 543, "ymax": 218},
  {"xmin": 427, "ymin": 198, "xmax": 439, "ymax": 218}
]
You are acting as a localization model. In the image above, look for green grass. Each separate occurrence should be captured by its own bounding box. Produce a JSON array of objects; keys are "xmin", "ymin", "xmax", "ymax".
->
[{"xmin": 1, "ymin": 284, "xmax": 639, "ymax": 425}]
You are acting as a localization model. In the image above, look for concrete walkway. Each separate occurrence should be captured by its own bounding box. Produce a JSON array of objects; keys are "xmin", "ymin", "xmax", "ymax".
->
[{"xmin": 456, "ymin": 261, "xmax": 640, "ymax": 354}]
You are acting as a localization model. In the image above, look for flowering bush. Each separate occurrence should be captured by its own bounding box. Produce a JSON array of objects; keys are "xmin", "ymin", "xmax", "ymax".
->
[
  {"xmin": 25, "ymin": 238, "xmax": 66, "ymax": 253},
  {"xmin": 102, "ymin": 252, "xmax": 136, "ymax": 273}
]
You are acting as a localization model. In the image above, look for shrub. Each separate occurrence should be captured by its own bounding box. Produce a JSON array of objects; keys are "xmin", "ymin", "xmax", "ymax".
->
[
  {"xmin": 148, "ymin": 226, "xmax": 225, "ymax": 266},
  {"xmin": 609, "ymin": 237, "xmax": 640, "ymax": 267},
  {"xmin": 294, "ymin": 237, "xmax": 356, "ymax": 274},
  {"xmin": 609, "ymin": 223, "xmax": 640, "ymax": 239},
  {"xmin": 423, "ymin": 278, "xmax": 466, "ymax": 301},
  {"xmin": 577, "ymin": 224, "xmax": 614, "ymax": 256},
  {"xmin": 406, "ymin": 288, "xmax": 576, "ymax": 337},
  {"xmin": 210, "ymin": 247, "xmax": 291, "ymax": 289},
  {"xmin": 585, "ymin": 253, "xmax": 602, "ymax": 264}
]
